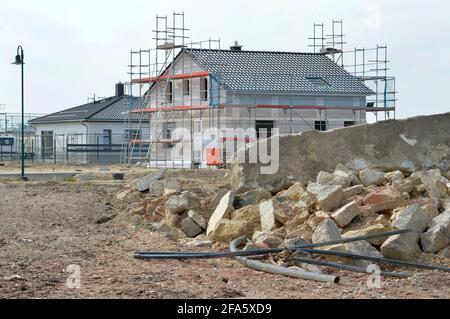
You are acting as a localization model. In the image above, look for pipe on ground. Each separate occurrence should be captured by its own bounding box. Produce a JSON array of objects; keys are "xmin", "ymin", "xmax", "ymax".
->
[{"xmin": 230, "ymin": 236, "xmax": 340, "ymax": 284}]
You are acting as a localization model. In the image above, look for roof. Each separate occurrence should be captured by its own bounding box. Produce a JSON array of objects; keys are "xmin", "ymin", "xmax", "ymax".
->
[
  {"xmin": 29, "ymin": 96, "xmax": 147, "ymax": 124},
  {"xmin": 184, "ymin": 49, "xmax": 373, "ymax": 95}
]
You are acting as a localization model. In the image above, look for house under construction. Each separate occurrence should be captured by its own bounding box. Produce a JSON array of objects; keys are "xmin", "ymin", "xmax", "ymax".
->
[{"xmin": 122, "ymin": 13, "xmax": 397, "ymax": 168}]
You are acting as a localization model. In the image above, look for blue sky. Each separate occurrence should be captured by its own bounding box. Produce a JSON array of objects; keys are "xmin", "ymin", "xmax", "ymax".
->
[{"xmin": 1, "ymin": 0, "xmax": 449, "ymax": 120}]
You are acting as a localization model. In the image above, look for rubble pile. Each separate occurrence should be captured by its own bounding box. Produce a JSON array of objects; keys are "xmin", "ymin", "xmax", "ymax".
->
[{"xmin": 118, "ymin": 164, "xmax": 450, "ymax": 264}]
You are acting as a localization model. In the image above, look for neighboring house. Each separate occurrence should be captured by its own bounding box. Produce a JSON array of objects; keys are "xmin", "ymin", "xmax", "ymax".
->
[
  {"xmin": 29, "ymin": 83, "xmax": 147, "ymax": 163},
  {"xmin": 132, "ymin": 46, "xmax": 374, "ymax": 165}
]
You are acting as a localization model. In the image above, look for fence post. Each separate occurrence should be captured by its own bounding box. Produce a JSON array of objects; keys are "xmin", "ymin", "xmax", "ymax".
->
[{"xmin": 96, "ymin": 135, "xmax": 99, "ymax": 164}]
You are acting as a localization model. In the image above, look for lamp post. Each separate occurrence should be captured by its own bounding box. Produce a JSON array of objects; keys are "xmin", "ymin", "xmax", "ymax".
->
[{"xmin": 11, "ymin": 45, "xmax": 26, "ymax": 180}]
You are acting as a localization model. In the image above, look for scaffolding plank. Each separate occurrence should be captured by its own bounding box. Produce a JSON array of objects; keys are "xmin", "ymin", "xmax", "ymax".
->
[
  {"xmin": 131, "ymin": 71, "xmax": 209, "ymax": 84},
  {"xmin": 132, "ymin": 105, "xmax": 210, "ymax": 113}
]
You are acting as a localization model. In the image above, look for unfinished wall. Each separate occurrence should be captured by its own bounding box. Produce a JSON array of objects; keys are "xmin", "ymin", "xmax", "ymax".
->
[{"xmin": 229, "ymin": 112, "xmax": 450, "ymax": 192}]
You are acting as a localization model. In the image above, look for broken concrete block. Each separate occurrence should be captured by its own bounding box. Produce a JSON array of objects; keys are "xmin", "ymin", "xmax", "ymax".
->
[
  {"xmin": 420, "ymin": 211, "xmax": 450, "ymax": 253},
  {"xmin": 342, "ymin": 224, "xmax": 394, "ymax": 245},
  {"xmin": 316, "ymin": 171, "xmax": 352, "ymax": 188},
  {"xmin": 392, "ymin": 204, "xmax": 429, "ymax": 234},
  {"xmin": 208, "ymin": 219, "xmax": 253, "ymax": 243},
  {"xmin": 188, "ymin": 210, "xmax": 207, "ymax": 229},
  {"xmin": 206, "ymin": 191, "xmax": 235, "ymax": 236},
  {"xmin": 163, "ymin": 178, "xmax": 182, "ymax": 196},
  {"xmin": 275, "ymin": 182, "xmax": 306, "ymax": 201},
  {"xmin": 381, "ymin": 232, "xmax": 419, "ymax": 261},
  {"xmin": 181, "ymin": 217, "xmax": 204, "ymax": 238},
  {"xmin": 343, "ymin": 185, "xmax": 365, "ymax": 198},
  {"xmin": 306, "ymin": 183, "xmax": 343, "ymax": 212},
  {"xmin": 233, "ymin": 189, "xmax": 272, "ymax": 209},
  {"xmin": 148, "ymin": 180, "xmax": 164, "ymax": 197},
  {"xmin": 165, "ymin": 191, "xmax": 197, "ymax": 215},
  {"xmin": 135, "ymin": 170, "xmax": 164, "ymax": 192},
  {"xmin": 331, "ymin": 200, "xmax": 361, "ymax": 227},
  {"xmin": 258, "ymin": 199, "xmax": 281, "ymax": 233},
  {"xmin": 359, "ymin": 168, "xmax": 385, "ymax": 187},
  {"xmin": 312, "ymin": 219, "xmax": 341, "ymax": 244},
  {"xmin": 231, "ymin": 205, "xmax": 261, "ymax": 230}
]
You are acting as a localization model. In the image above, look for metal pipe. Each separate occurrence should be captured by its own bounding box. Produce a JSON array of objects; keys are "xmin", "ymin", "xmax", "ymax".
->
[
  {"xmin": 230, "ymin": 236, "xmax": 340, "ymax": 284},
  {"xmin": 134, "ymin": 229, "xmax": 412, "ymax": 260},
  {"xmin": 298, "ymin": 248, "xmax": 450, "ymax": 272},
  {"xmin": 290, "ymin": 256, "xmax": 410, "ymax": 278}
]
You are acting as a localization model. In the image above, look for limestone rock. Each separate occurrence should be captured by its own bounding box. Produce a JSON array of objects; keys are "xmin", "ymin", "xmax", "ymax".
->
[
  {"xmin": 116, "ymin": 188, "xmax": 134, "ymax": 201},
  {"xmin": 411, "ymin": 169, "xmax": 449, "ymax": 199},
  {"xmin": 165, "ymin": 191, "xmax": 197, "ymax": 215},
  {"xmin": 359, "ymin": 168, "xmax": 385, "ymax": 187},
  {"xmin": 275, "ymin": 182, "xmax": 306, "ymax": 201},
  {"xmin": 231, "ymin": 205, "xmax": 261, "ymax": 230},
  {"xmin": 381, "ymin": 232, "xmax": 419, "ymax": 261},
  {"xmin": 312, "ymin": 219, "xmax": 341, "ymax": 244},
  {"xmin": 391, "ymin": 204, "xmax": 429, "ymax": 234},
  {"xmin": 258, "ymin": 199, "xmax": 281, "ymax": 232},
  {"xmin": 206, "ymin": 191, "xmax": 235, "ymax": 236},
  {"xmin": 324, "ymin": 241, "xmax": 383, "ymax": 267},
  {"xmin": 252, "ymin": 231, "xmax": 284, "ymax": 248},
  {"xmin": 385, "ymin": 170, "xmax": 405, "ymax": 183},
  {"xmin": 208, "ymin": 219, "xmax": 253, "ymax": 243},
  {"xmin": 331, "ymin": 200, "xmax": 361, "ymax": 227},
  {"xmin": 181, "ymin": 217, "xmax": 204, "ymax": 238},
  {"xmin": 163, "ymin": 178, "xmax": 182, "ymax": 196},
  {"xmin": 208, "ymin": 189, "xmax": 229, "ymax": 212},
  {"xmin": 316, "ymin": 171, "xmax": 351, "ymax": 188},
  {"xmin": 420, "ymin": 211, "xmax": 450, "ymax": 253},
  {"xmin": 149, "ymin": 180, "xmax": 164, "ymax": 197},
  {"xmin": 284, "ymin": 209, "xmax": 310, "ymax": 233},
  {"xmin": 362, "ymin": 188, "xmax": 401, "ymax": 205},
  {"xmin": 188, "ymin": 210, "xmax": 207, "ymax": 229},
  {"xmin": 343, "ymin": 185, "xmax": 365, "ymax": 198},
  {"xmin": 437, "ymin": 245, "xmax": 450, "ymax": 258},
  {"xmin": 307, "ymin": 183, "xmax": 343, "ymax": 212},
  {"xmin": 127, "ymin": 203, "xmax": 145, "ymax": 215},
  {"xmin": 342, "ymin": 224, "xmax": 394, "ymax": 245},
  {"xmin": 234, "ymin": 189, "xmax": 272, "ymax": 209},
  {"xmin": 184, "ymin": 238, "xmax": 213, "ymax": 248},
  {"xmin": 135, "ymin": 171, "xmax": 164, "ymax": 192}
]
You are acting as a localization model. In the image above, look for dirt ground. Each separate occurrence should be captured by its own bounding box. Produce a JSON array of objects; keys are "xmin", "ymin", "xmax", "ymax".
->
[{"xmin": 0, "ymin": 167, "xmax": 449, "ymax": 299}]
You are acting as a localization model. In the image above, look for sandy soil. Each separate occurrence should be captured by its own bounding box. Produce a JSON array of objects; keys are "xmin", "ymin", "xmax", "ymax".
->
[{"xmin": 0, "ymin": 170, "xmax": 449, "ymax": 299}]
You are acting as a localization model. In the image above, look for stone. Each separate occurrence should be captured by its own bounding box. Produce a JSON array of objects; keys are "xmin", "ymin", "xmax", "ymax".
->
[
  {"xmin": 331, "ymin": 200, "xmax": 361, "ymax": 227},
  {"xmin": 421, "ymin": 199, "xmax": 441, "ymax": 222},
  {"xmin": 334, "ymin": 164, "xmax": 355, "ymax": 178},
  {"xmin": 286, "ymin": 225, "xmax": 313, "ymax": 243},
  {"xmin": 324, "ymin": 241, "xmax": 384, "ymax": 266},
  {"xmin": 275, "ymin": 182, "xmax": 306, "ymax": 201},
  {"xmin": 381, "ymin": 232, "xmax": 419, "ymax": 261},
  {"xmin": 343, "ymin": 185, "xmax": 365, "ymax": 198},
  {"xmin": 116, "ymin": 188, "xmax": 133, "ymax": 201},
  {"xmin": 135, "ymin": 170, "xmax": 164, "ymax": 192},
  {"xmin": 188, "ymin": 210, "xmax": 207, "ymax": 229},
  {"xmin": 163, "ymin": 178, "xmax": 182, "ymax": 196},
  {"xmin": 208, "ymin": 219, "xmax": 253, "ymax": 243},
  {"xmin": 420, "ymin": 211, "xmax": 450, "ymax": 253},
  {"xmin": 165, "ymin": 191, "xmax": 197, "ymax": 215},
  {"xmin": 252, "ymin": 232, "xmax": 284, "ymax": 248},
  {"xmin": 128, "ymin": 203, "xmax": 145, "ymax": 215},
  {"xmin": 184, "ymin": 238, "xmax": 213, "ymax": 248},
  {"xmin": 149, "ymin": 222, "xmax": 172, "ymax": 233},
  {"xmin": 165, "ymin": 227, "xmax": 186, "ymax": 241},
  {"xmin": 206, "ymin": 191, "xmax": 235, "ymax": 236},
  {"xmin": 359, "ymin": 168, "xmax": 385, "ymax": 187},
  {"xmin": 208, "ymin": 189, "xmax": 229, "ymax": 212},
  {"xmin": 296, "ymin": 192, "xmax": 317, "ymax": 211},
  {"xmin": 234, "ymin": 189, "xmax": 272, "ymax": 209},
  {"xmin": 391, "ymin": 204, "xmax": 429, "ymax": 234},
  {"xmin": 316, "ymin": 171, "xmax": 352, "ymax": 188},
  {"xmin": 231, "ymin": 205, "xmax": 261, "ymax": 230},
  {"xmin": 258, "ymin": 199, "xmax": 281, "ymax": 232},
  {"xmin": 411, "ymin": 169, "xmax": 449, "ymax": 199},
  {"xmin": 385, "ymin": 170, "xmax": 405, "ymax": 183},
  {"xmin": 306, "ymin": 183, "xmax": 344, "ymax": 212},
  {"xmin": 148, "ymin": 181, "xmax": 164, "ymax": 197},
  {"xmin": 182, "ymin": 217, "xmax": 204, "ymax": 238},
  {"xmin": 437, "ymin": 245, "xmax": 450, "ymax": 258},
  {"xmin": 284, "ymin": 209, "xmax": 310, "ymax": 233},
  {"xmin": 311, "ymin": 219, "xmax": 341, "ymax": 244},
  {"xmin": 164, "ymin": 212, "xmax": 183, "ymax": 228},
  {"xmin": 342, "ymin": 224, "xmax": 394, "ymax": 245},
  {"xmin": 362, "ymin": 188, "xmax": 401, "ymax": 206},
  {"xmin": 76, "ymin": 173, "xmax": 96, "ymax": 182},
  {"xmin": 363, "ymin": 199, "xmax": 416, "ymax": 214}
]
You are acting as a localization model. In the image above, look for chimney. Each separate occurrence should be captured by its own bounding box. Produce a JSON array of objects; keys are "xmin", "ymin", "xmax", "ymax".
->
[
  {"xmin": 115, "ymin": 82, "xmax": 125, "ymax": 97},
  {"xmin": 230, "ymin": 41, "xmax": 243, "ymax": 51}
]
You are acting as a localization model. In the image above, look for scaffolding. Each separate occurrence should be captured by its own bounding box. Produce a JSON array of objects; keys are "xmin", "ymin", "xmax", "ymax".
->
[
  {"xmin": 121, "ymin": 14, "xmax": 397, "ymax": 169},
  {"xmin": 309, "ymin": 20, "xmax": 397, "ymax": 121}
]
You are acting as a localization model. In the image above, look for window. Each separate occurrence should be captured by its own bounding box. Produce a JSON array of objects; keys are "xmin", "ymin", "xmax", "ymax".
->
[
  {"xmin": 165, "ymin": 81, "xmax": 173, "ymax": 103},
  {"xmin": 200, "ymin": 78, "xmax": 208, "ymax": 102},
  {"xmin": 162, "ymin": 122, "xmax": 176, "ymax": 148},
  {"xmin": 41, "ymin": 130, "xmax": 54, "ymax": 159},
  {"xmin": 344, "ymin": 121, "xmax": 355, "ymax": 127},
  {"xmin": 315, "ymin": 121, "xmax": 327, "ymax": 131},
  {"xmin": 103, "ymin": 129, "xmax": 112, "ymax": 150},
  {"xmin": 306, "ymin": 77, "xmax": 330, "ymax": 87},
  {"xmin": 124, "ymin": 129, "xmax": 141, "ymax": 141},
  {"xmin": 183, "ymin": 79, "xmax": 190, "ymax": 96},
  {"xmin": 255, "ymin": 121, "xmax": 274, "ymax": 139}
]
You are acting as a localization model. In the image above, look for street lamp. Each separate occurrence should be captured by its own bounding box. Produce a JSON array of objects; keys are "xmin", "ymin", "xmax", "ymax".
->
[{"xmin": 11, "ymin": 45, "xmax": 26, "ymax": 181}]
